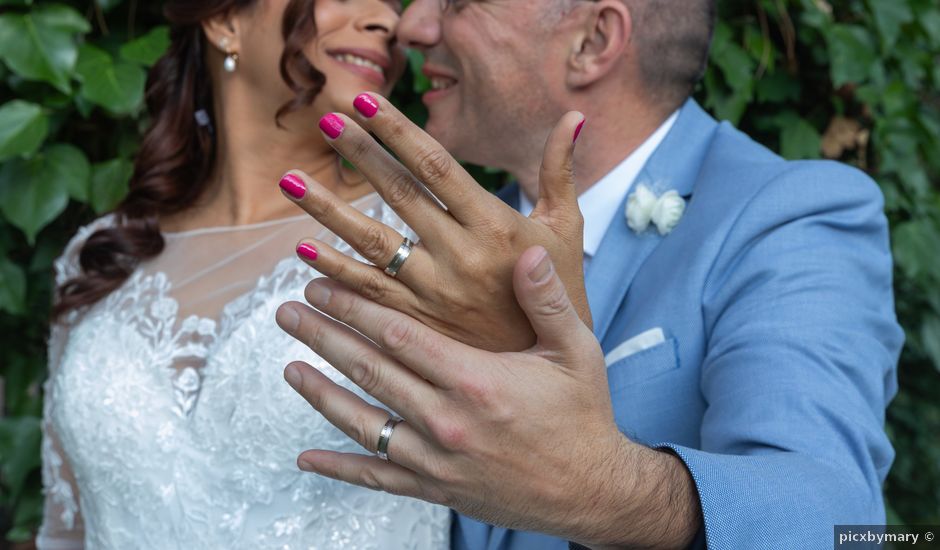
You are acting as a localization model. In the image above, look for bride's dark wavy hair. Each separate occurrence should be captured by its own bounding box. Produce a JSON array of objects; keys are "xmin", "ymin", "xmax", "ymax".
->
[{"xmin": 53, "ymin": 0, "xmax": 324, "ymax": 320}]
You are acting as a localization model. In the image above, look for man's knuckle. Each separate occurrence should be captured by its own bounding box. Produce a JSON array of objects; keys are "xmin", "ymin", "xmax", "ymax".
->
[
  {"xmin": 380, "ymin": 317, "xmax": 417, "ymax": 354},
  {"xmin": 428, "ymin": 417, "xmax": 467, "ymax": 451},
  {"xmin": 537, "ymin": 285, "xmax": 570, "ymax": 317},
  {"xmin": 348, "ymin": 351, "xmax": 380, "ymax": 393},
  {"xmin": 359, "ymin": 466, "xmax": 384, "ymax": 492},
  {"xmin": 349, "ymin": 409, "xmax": 375, "ymax": 448}
]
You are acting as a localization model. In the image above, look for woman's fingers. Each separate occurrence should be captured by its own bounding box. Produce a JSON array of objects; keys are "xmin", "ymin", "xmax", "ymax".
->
[
  {"xmin": 293, "ymin": 235, "xmax": 426, "ymax": 301},
  {"xmin": 531, "ymin": 111, "xmax": 585, "ymax": 236},
  {"xmin": 280, "ymin": 170, "xmax": 431, "ymax": 285},
  {"xmin": 347, "ymin": 93, "xmax": 503, "ymax": 225},
  {"xmin": 313, "ymin": 114, "xmax": 453, "ymax": 246}
]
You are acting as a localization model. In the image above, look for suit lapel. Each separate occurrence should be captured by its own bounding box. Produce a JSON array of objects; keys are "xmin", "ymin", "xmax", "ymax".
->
[
  {"xmin": 495, "ymin": 181, "xmax": 521, "ymax": 209},
  {"xmin": 587, "ymin": 99, "xmax": 718, "ymax": 345}
]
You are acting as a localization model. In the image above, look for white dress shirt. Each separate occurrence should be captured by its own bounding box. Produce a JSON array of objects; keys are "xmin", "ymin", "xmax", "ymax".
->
[{"xmin": 519, "ymin": 111, "xmax": 679, "ymax": 268}]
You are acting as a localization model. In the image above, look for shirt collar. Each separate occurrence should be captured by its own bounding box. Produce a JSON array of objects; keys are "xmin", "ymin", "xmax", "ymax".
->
[{"xmin": 519, "ymin": 111, "xmax": 679, "ymax": 258}]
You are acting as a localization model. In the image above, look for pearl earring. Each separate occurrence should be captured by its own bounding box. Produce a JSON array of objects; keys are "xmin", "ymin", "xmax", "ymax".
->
[
  {"xmin": 223, "ymin": 53, "xmax": 239, "ymax": 73},
  {"xmin": 218, "ymin": 37, "xmax": 238, "ymax": 73}
]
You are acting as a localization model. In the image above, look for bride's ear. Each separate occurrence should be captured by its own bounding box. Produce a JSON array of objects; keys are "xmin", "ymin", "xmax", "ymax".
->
[
  {"xmin": 202, "ymin": 12, "xmax": 243, "ymax": 62},
  {"xmin": 566, "ymin": 0, "xmax": 632, "ymax": 89}
]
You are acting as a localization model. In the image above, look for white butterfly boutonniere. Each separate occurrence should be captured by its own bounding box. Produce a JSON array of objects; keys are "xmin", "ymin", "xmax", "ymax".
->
[{"xmin": 625, "ymin": 184, "xmax": 686, "ymax": 236}]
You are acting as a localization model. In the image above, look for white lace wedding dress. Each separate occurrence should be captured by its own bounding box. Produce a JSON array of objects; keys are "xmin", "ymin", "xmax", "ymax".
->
[{"xmin": 37, "ymin": 192, "xmax": 451, "ymax": 549}]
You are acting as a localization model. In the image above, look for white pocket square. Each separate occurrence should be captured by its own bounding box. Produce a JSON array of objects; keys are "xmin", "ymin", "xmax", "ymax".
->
[{"xmin": 605, "ymin": 328, "xmax": 666, "ymax": 367}]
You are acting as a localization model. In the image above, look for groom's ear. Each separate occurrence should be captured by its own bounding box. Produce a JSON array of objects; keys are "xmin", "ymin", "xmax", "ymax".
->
[
  {"xmin": 565, "ymin": 0, "xmax": 633, "ymax": 89},
  {"xmin": 201, "ymin": 11, "xmax": 243, "ymax": 58}
]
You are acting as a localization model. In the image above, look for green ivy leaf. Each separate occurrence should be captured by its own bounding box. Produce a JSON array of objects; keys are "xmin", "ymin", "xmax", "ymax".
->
[
  {"xmin": 0, "ymin": 255, "xmax": 26, "ymax": 315},
  {"xmin": 0, "ymin": 99, "xmax": 48, "ymax": 162},
  {"xmin": 0, "ymin": 4, "xmax": 90, "ymax": 93},
  {"xmin": 922, "ymin": 315, "xmax": 940, "ymax": 373},
  {"xmin": 868, "ymin": 0, "xmax": 914, "ymax": 50},
  {"xmin": 0, "ymin": 416, "xmax": 41, "ymax": 500},
  {"xmin": 0, "ymin": 144, "xmax": 87, "ymax": 243},
  {"xmin": 892, "ymin": 219, "xmax": 940, "ymax": 282},
  {"xmin": 96, "ymin": 0, "xmax": 124, "ymax": 12},
  {"xmin": 779, "ymin": 116, "xmax": 822, "ymax": 159},
  {"xmin": 75, "ymin": 44, "xmax": 146, "ymax": 115},
  {"xmin": 90, "ymin": 157, "xmax": 133, "ymax": 214},
  {"xmin": 827, "ymin": 24, "xmax": 878, "ymax": 87},
  {"xmin": 119, "ymin": 26, "xmax": 170, "ymax": 67}
]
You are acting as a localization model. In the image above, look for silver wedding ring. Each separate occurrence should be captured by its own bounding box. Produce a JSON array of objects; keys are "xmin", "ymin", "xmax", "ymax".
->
[
  {"xmin": 383, "ymin": 238, "xmax": 415, "ymax": 278},
  {"xmin": 376, "ymin": 417, "xmax": 403, "ymax": 461}
]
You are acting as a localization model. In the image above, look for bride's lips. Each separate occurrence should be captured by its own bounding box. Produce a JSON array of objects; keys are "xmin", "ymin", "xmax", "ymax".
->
[
  {"xmin": 421, "ymin": 64, "xmax": 458, "ymax": 105},
  {"xmin": 327, "ymin": 47, "xmax": 391, "ymax": 87}
]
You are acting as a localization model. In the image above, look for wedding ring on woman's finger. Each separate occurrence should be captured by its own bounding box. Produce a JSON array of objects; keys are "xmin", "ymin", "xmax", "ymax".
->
[
  {"xmin": 383, "ymin": 238, "xmax": 415, "ymax": 278},
  {"xmin": 376, "ymin": 417, "xmax": 404, "ymax": 461}
]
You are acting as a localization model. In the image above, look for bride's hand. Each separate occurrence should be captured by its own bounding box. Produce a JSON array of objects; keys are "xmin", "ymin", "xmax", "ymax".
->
[{"xmin": 279, "ymin": 93, "xmax": 590, "ymax": 352}]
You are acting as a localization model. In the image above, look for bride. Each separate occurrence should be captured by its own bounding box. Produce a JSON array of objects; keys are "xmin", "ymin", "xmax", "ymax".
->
[{"xmin": 39, "ymin": 0, "xmax": 450, "ymax": 547}]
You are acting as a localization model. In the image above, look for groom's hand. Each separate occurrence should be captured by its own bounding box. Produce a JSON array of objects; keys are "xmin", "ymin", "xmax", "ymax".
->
[
  {"xmin": 276, "ymin": 248, "xmax": 701, "ymax": 549},
  {"xmin": 279, "ymin": 93, "xmax": 590, "ymax": 352}
]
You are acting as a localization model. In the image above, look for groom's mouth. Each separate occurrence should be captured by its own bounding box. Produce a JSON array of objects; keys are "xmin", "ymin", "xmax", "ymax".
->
[{"xmin": 421, "ymin": 64, "xmax": 458, "ymax": 105}]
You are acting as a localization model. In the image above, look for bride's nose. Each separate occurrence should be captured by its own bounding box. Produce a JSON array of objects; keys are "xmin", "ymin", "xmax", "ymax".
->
[{"xmin": 356, "ymin": 2, "xmax": 399, "ymax": 38}]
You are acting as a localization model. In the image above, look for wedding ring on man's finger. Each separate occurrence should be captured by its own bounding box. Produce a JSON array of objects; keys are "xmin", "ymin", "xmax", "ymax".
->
[
  {"xmin": 384, "ymin": 238, "xmax": 415, "ymax": 278},
  {"xmin": 376, "ymin": 417, "xmax": 404, "ymax": 461}
]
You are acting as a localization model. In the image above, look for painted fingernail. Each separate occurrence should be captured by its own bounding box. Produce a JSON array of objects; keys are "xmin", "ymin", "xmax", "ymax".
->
[
  {"xmin": 527, "ymin": 248, "xmax": 553, "ymax": 284},
  {"xmin": 279, "ymin": 173, "xmax": 307, "ymax": 199},
  {"xmin": 319, "ymin": 113, "xmax": 345, "ymax": 139},
  {"xmin": 284, "ymin": 363, "xmax": 303, "ymax": 389},
  {"xmin": 354, "ymin": 93, "xmax": 380, "ymax": 118},
  {"xmin": 297, "ymin": 242, "xmax": 319, "ymax": 262},
  {"xmin": 573, "ymin": 119, "xmax": 586, "ymax": 144},
  {"xmin": 306, "ymin": 282, "xmax": 332, "ymax": 307}
]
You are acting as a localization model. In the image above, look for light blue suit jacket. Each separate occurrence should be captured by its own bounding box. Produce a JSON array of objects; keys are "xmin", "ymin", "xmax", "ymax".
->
[{"xmin": 452, "ymin": 100, "xmax": 903, "ymax": 550}]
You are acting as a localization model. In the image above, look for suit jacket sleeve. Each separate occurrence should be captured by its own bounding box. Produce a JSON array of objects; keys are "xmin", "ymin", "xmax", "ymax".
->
[{"xmin": 656, "ymin": 162, "xmax": 903, "ymax": 549}]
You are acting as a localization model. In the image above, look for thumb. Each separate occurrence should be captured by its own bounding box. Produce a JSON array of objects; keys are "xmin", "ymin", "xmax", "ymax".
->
[
  {"xmin": 513, "ymin": 246, "xmax": 592, "ymax": 359},
  {"xmin": 532, "ymin": 111, "xmax": 585, "ymax": 230}
]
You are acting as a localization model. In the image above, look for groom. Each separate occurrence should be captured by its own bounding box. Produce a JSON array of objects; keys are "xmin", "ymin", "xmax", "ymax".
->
[{"xmin": 275, "ymin": 0, "xmax": 903, "ymax": 547}]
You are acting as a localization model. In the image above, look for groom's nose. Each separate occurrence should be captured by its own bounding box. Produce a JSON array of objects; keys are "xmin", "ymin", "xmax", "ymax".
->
[{"xmin": 397, "ymin": 0, "xmax": 442, "ymax": 50}]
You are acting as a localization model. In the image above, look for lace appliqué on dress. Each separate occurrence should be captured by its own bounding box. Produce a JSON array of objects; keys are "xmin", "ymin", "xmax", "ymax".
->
[{"xmin": 39, "ymin": 199, "xmax": 450, "ymax": 549}]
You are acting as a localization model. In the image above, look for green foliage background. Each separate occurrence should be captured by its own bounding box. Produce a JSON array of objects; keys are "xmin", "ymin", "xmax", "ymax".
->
[{"xmin": 0, "ymin": 0, "xmax": 938, "ymax": 542}]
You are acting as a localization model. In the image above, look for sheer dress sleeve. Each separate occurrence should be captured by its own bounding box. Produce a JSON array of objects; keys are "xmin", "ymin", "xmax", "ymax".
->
[{"xmin": 35, "ymin": 217, "xmax": 114, "ymax": 549}]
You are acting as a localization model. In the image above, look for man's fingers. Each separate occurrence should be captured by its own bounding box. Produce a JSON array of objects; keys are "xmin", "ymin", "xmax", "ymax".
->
[
  {"xmin": 294, "ymin": 238, "xmax": 422, "ymax": 303},
  {"xmin": 512, "ymin": 247, "xmax": 593, "ymax": 359},
  {"xmin": 276, "ymin": 302, "xmax": 435, "ymax": 424},
  {"xmin": 283, "ymin": 361, "xmax": 434, "ymax": 473},
  {"xmin": 532, "ymin": 111, "xmax": 585, "ymax": 232},
  {"xmin": 297, "ymin": 449, "xmax": 446, "ymax": 504},
  {"xmin": 301, "ymin": 278, "xmax": 468, "ymax": 390},
  {"xmin": 348, "ymin": 93, "xmax": 502, "ymax": 225}
]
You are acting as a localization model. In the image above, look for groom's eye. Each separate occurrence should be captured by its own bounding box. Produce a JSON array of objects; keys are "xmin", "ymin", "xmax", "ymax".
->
[{"xmin": 439, "ymin": 0, "xmax": 471, "ymax": 12}]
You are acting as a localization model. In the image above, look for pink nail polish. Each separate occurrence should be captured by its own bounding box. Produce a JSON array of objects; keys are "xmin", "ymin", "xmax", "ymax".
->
[
  {"xmin": 573, "ymin": 119, "xmax": 586, "ymax": 143},
  {"xmin": 297, "ymin": 243, "xmax": 319, "ymax": 262},
  {"xmin": 354, "ymin": 94, "xmax": 380, "ymax": 118},
  {"xmin": 319, "ymin": 113, "xmax": 345, "ymax": 139},
  {"xmin": 279, "ymin": 173, "xmax": 306, "ymax": 199}
]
